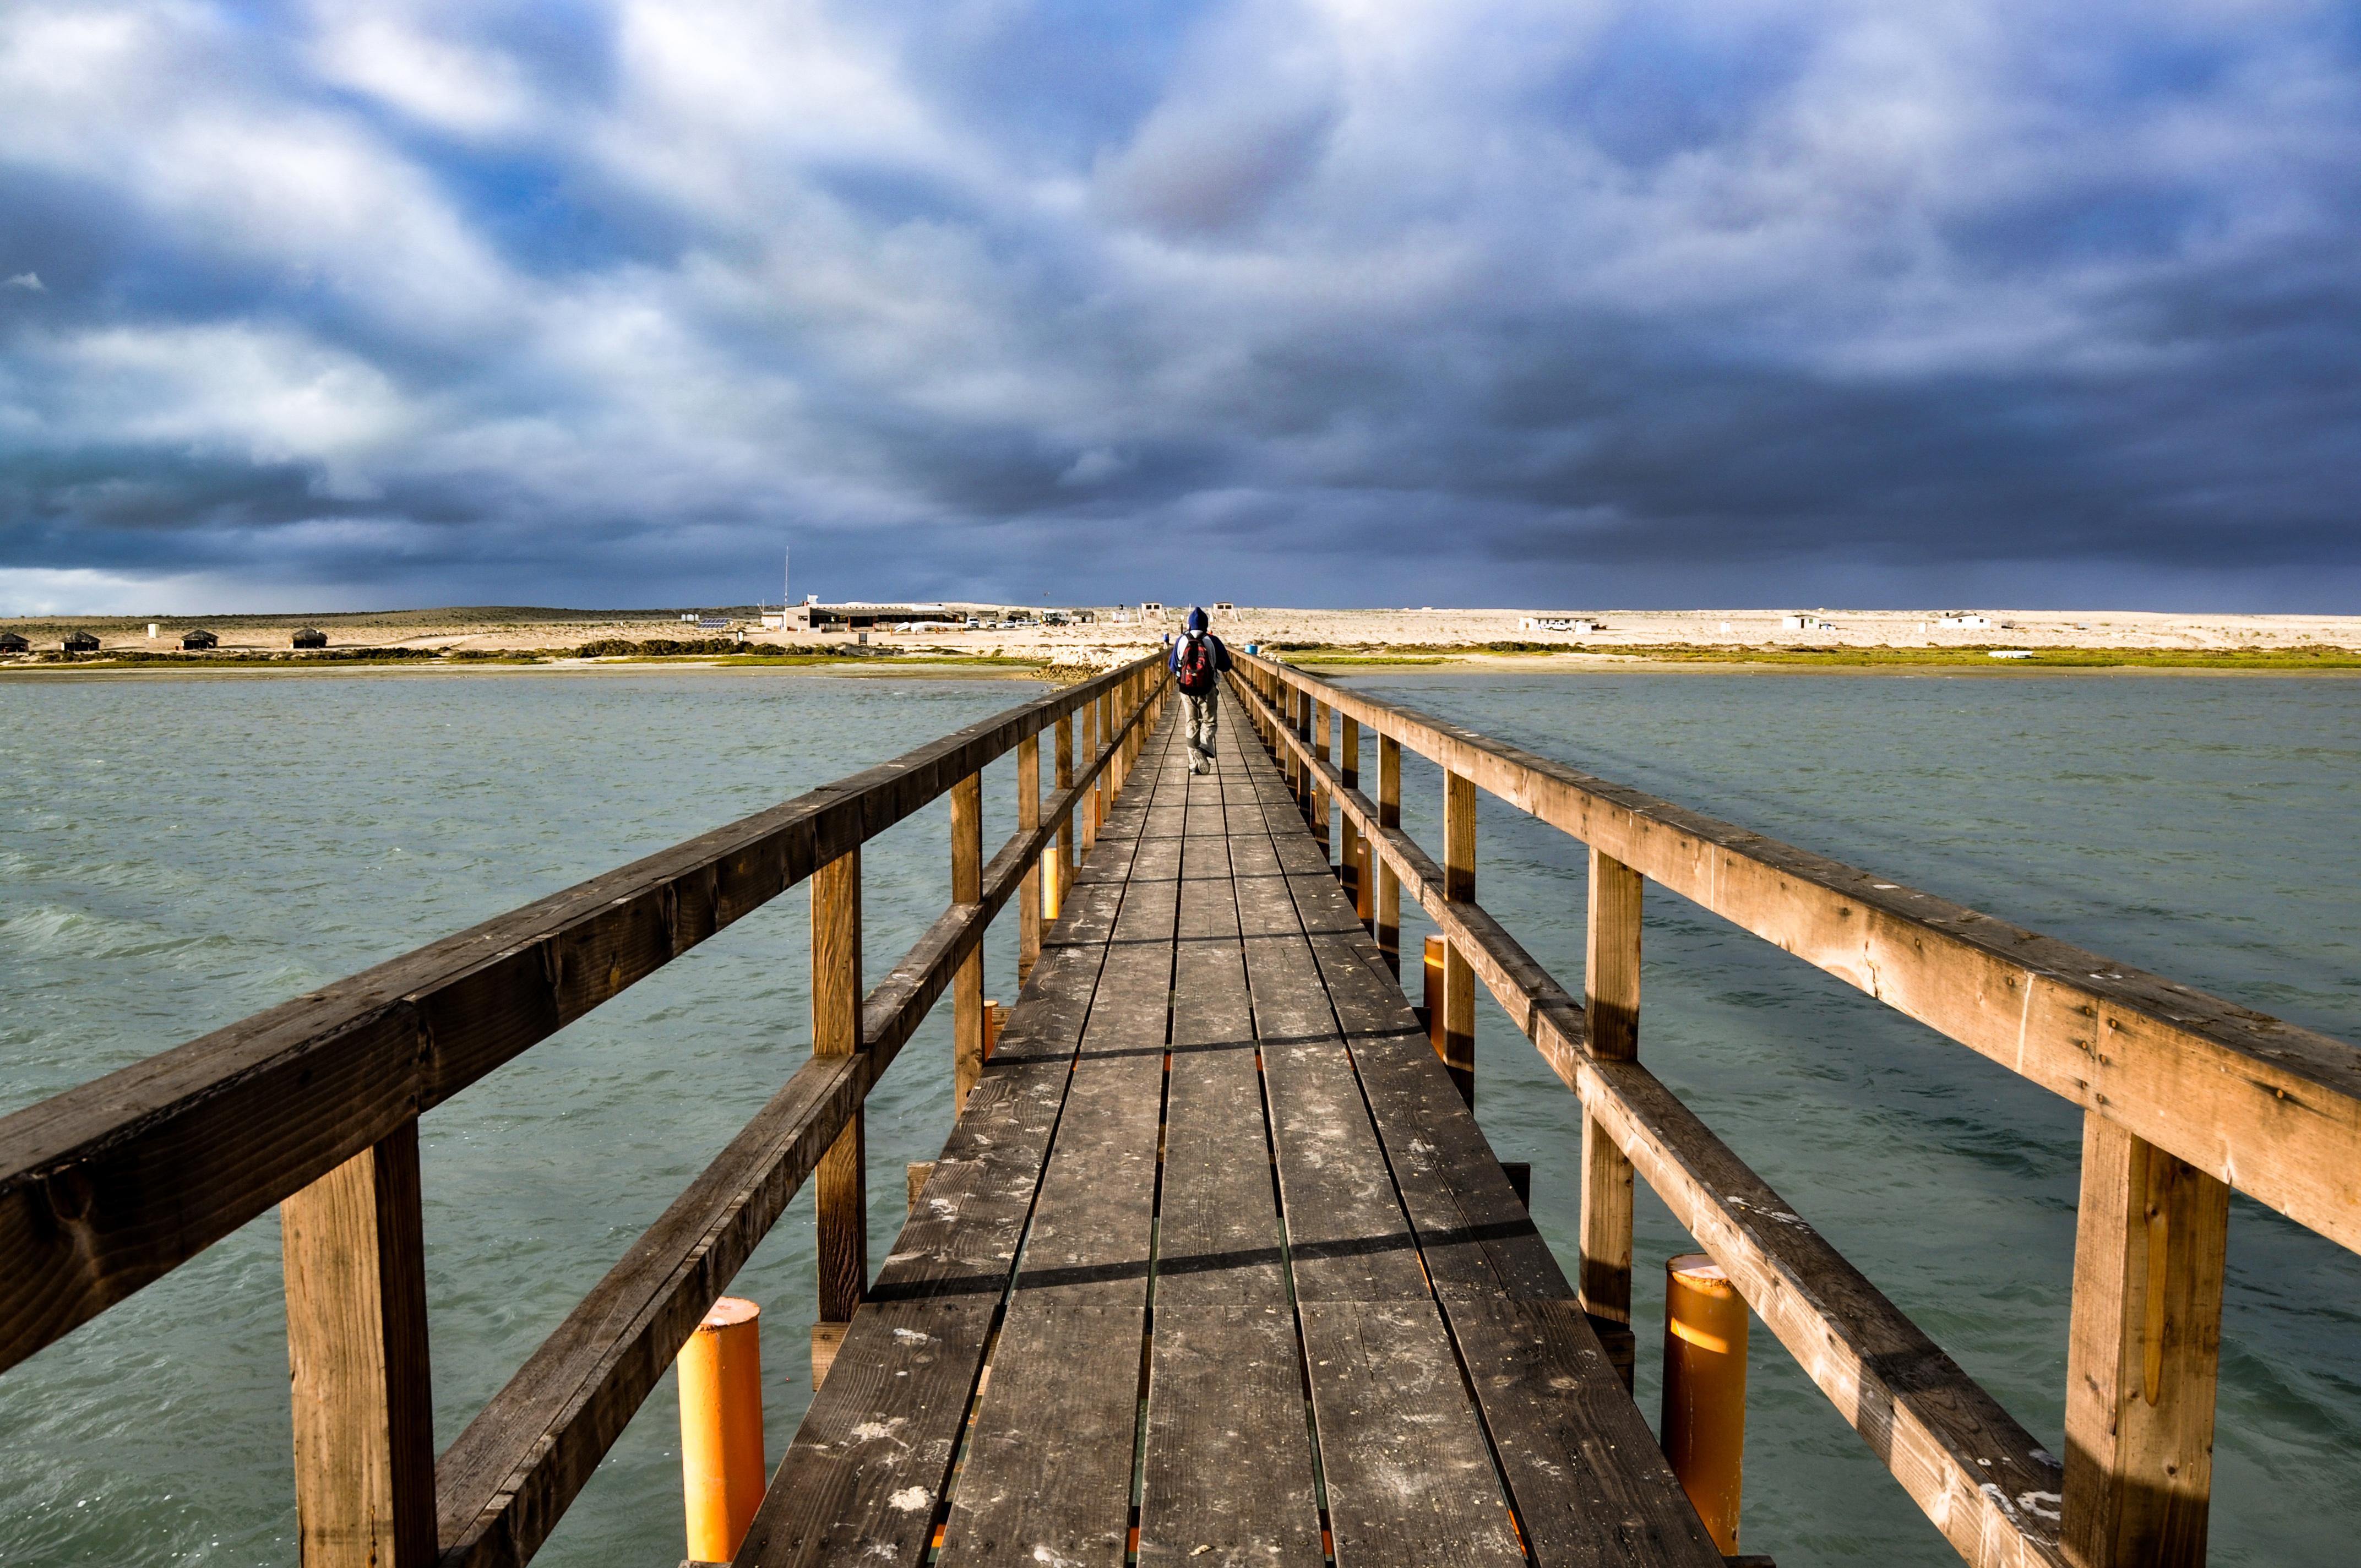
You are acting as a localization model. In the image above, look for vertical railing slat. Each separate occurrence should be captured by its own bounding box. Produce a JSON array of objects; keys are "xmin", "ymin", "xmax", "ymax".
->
[
  {"xmin": 810, "ymin": 848, "xmax": 864, "ymax": 1385},
  {"xmin": 282, "ymin": 1119, "xmax": 437, "ymax": 1568},
  {"xmin": 1377, "ymin": 732, "xmax": 1402, "ymax": 977},
  {"xmin": 1441, "ymin": 770, "xmax": 1477, "ymax": 1107},
  {"xmin": 1580, "ymin": 846, "xmax": 1644, "ymax": 1385},
  {"xmin": 2063, "ymin": 1112, "xmax": 2229, "ymax": 1567},
  {"xmin": 1018, "ymin": 734, "xmax": 1042, "ymax": 985},
  {"xmin": 952, "ymin": 772, "xmax": 984, "ymax": 1112}
]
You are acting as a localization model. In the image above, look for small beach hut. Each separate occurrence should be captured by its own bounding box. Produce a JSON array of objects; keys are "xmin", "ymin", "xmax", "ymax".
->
[
  {"xmin": 291, "ymin": 628, "xmax": 328, "ymax": 649},
  {"xmin": 181, "ymin": 629, "xmax": 219, "ymax": 650},
  {"xmin": 62, "ymin": 631, "xmax": 100, "ymax": 652},
  {"xmin": 0, "ymin": 631, "xmax": 28, "ymax": 652}
]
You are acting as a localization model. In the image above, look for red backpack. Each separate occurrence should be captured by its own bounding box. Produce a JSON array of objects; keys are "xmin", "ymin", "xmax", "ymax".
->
[{"xmin": 1176, "ymin": 634, "xmax": 1216, "ymax": 694}]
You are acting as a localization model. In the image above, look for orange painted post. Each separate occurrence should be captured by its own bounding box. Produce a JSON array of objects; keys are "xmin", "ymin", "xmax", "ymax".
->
[
  {"xmin": 983, "ymin": 999, "xmax": 1006, "ymax": 1059},
  {"xmin": 678, "ymin": 1297, "xmax": 766, "ymax": 1564},
  {"xmin": 1661, "ymin": 1255, "xmax": 1748, "ymax": 1554}
]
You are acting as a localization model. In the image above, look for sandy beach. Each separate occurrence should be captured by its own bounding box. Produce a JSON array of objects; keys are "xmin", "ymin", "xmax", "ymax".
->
[{"xmin": 6, "ymin": 603, "xmax": 2359, "ymax": 672}]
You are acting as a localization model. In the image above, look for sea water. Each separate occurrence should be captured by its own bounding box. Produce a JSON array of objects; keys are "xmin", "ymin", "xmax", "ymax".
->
[{"xmin": 2, "ymin": 667, "xmax": 2356, "ymax": 1565}]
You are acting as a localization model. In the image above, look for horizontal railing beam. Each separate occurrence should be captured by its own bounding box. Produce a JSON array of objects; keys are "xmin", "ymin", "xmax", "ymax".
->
[
  {"xmin": 0, "ymin": 658, "xmax": 1161, "ymax": 1379},
  {"xmin": 1236, "ymin": 656, "xmax": 2361, "ymax": 1259},
  {"xmin": 1231, "ymin": 669, "xmax": 2068, "ymax": 1568},
  {"xmin": 427, "ymin": 669, "xmax": 1169, "ymax": 1568}
]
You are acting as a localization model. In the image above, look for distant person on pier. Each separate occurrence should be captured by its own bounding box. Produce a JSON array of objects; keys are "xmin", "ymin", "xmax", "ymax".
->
[{"xmin": 1171, "ymin": 606, "xmax": 1232, "ymax": 775}]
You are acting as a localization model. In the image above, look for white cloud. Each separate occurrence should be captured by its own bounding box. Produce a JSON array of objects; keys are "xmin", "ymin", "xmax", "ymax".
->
[
  {"xmin": 4, "ymin": 272, "xmax": 41, "ymax": 291},
  {"xmin": 306, "ymin": 4, "xmax": 540, "ymax": 137}
]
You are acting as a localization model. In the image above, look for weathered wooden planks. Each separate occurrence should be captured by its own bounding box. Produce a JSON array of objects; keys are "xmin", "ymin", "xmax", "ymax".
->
[
  {"xmin": 746, "ymin": 688, "xmax": 1730, "ymax": 1568},
  {"xmin": 934, "ymin": 727, "xmax": 1182, "ymax": 1567},
  {"xmin": 1441, "ymin": 1298, "xmax": 1725, "ymax": 1568},
  {"xmin": 1139, "ymin": 749, "xmax": 1323, "ymax": 1567},
  {"xmin": 738, "ymin": 718, "xmax": 1167, "ymax": 1568}
]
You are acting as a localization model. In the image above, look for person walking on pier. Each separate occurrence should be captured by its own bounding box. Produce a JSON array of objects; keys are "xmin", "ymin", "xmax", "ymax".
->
[{"xmin": 1171, "ymin": 606, "xmax": 1232, "ymax": 774}]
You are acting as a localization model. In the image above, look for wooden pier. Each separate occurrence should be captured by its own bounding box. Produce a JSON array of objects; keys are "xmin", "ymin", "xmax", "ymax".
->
[
  {"xmin": 739, "ymin": 694, "xmax": 1720, "ymax": 1568},
  {"xmin": 5, "ymin": 646, "xmax": 2358, "ymax": 1568}
]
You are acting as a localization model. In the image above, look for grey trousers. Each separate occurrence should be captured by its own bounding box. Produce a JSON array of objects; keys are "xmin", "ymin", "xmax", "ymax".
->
[{"xmin": 1184, "ymin": 692, "xmax": 1218, "ymax": 761}]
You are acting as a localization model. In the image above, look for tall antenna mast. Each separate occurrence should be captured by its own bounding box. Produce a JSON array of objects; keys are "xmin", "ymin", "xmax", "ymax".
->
[{"xmin": 784, "ymin": 546, "xmax": 791, "ymax": 613}]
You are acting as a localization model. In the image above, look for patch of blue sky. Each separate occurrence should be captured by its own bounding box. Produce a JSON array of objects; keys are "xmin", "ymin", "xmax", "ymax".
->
[
  {"xmin": 891, "ymin": 0, "xmax": 1204, "ymax": 168},
  {"xmin": 1541, "ymin": 10, "xmax": 1812, "ymax": 170}
]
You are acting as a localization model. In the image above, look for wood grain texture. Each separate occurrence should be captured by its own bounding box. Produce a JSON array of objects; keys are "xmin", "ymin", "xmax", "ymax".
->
[
  {"xmin": 1233, "ymin": 654, "xmax": 2361, "ymax": 1259},
  {"xmin": 735, "ymin": 1298, "xmax": 992, "ymax": 1568},
  {"xmin": 2060, "ymin": 1113, "xmax": 2228, "ymax": 1568},
  {"xmin": 0, "ymin": 656, "xmax": 1164, "ymax": 1378},
  {"xmin": 1441, "ymin": 1298, "xmax": 1724, "ymax": 1568},
  {"xmin": 284, "ymin": 1119, "xmax": 436, "ymax": 1568},
  {"xmin": 1298, "ymin": 1300, "xmax": 1526, "ymax": 1568},
  {"xmin": 1240, "ymin": 717, "xmax": 1568, "ymax": 1304},
  {"xmin": 1231, "ymin": 776, "xmax": 1426, "ymax": 1304},
  {"xmin": 1139, "ymin": 1304, "xmax": 1323, "ymax": 1568},
  {"xmin": 954, "ymin": 773, "xmax": 986, "ymax": 1113},
  {"xmin": 1157, "ymin": 769, "xmax": 1286, "ymax": 1307},
  {"xmin": 935, "ymin": 1302, "xmax": 1146, "ymax": 1568},
  {"xmin": 937, "ymin": 731, "xmax": 1180, "ymax": 1567},
  {"xmin": 812, "ymin": 849, "xmax": 868, "ymax": 1326}
]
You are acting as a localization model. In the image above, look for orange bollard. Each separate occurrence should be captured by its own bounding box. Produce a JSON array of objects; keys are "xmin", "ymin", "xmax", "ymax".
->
[
  {"xmin": 983, "ymin": 999, "xmax": 1006, "ymax": 1060},
  {"xmin": 678, "ymin": 1297, "xmax": 766, "ymax": 1562},
  {"xmin": 1423, "ymin": 935, "xmax": 1446, "ymax": 1060},
  {"xmin": 1661, "ymin": 1254, "xmax": 1747, "ymax": 1553}
]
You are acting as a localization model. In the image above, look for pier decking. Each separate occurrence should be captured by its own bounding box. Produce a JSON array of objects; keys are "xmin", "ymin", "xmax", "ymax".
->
[{"xmin": 741, "ymin": 696, "xmax": 1722, "ymax": 1567}]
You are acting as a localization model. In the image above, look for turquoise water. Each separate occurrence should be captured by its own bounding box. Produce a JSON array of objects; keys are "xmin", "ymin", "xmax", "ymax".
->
[
  {"xmin": 3, "ymin": 667, "xmax": 2357, "ymax": 1565},
  {"xmin": 1349, "ymin": 670, "xmax": 2361, "ymax": 1567}
]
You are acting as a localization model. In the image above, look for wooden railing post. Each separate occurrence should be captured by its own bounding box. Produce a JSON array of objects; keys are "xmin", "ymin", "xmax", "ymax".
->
[
  {"xmin": 1377, "ymin": 734, "xmax": 1402, "ymax": 976},
  {"xmin": 1580, "ymin": 847, "xmax": 1643, "ymax": 1376},
  {"xmin": 2062, "ymin": 1112, "xmax": 2229, "ymax": 1567},
  {"xmin": 282, "ymin": 1118, "xmax": 436, "ymax": 1568},
  {"xmin": 1018, "ymin": 733, "xmax": 1042, "ymax": 984},
  {"xmin": 811, "ymin": 848, "xmax": 864, "ymax": 1384},
  {"xmin": 1312, "ymin": 699, "xmax": 1332, "ymax": 864},
  {"xmin": 1297, "ymin": 690, "xmax": 1315, "ymax": 820},
  {"xmin": 1338, "ymin": 715, "xmax": 1364, "ymax": 913},
  {"xmin": 952, "ymin": 773, "xmax": 984, "ymax": 1112},
  {"xmin": 1052, "ymin": 711, "xmax": 1075, "ymax": 914},
  {"xmin": 1441, "ymin": 771, "xmax": 1477, "ymax": 1107}
]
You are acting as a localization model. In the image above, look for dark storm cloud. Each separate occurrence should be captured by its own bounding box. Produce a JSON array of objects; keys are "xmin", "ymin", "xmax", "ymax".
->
[{"xmin": 2, "ymin": 0, "xmax": 2358, "ymax": 613}]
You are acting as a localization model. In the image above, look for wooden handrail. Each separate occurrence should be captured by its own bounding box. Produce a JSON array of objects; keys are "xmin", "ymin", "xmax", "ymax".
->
[
  {"xmin": 0, "ymin": 656, "xmax": 1165, "ymax": 1380},
  {"xmin": 429, "ymin": 665, "xmax": 1172, "ymax": 1568},
  {"xmin": 1233, "ymin": 655, "xmax": 2361, "ymax": 1254},
  {"xmin": 1231, "ymin": 654, "xmax": 2361, "ymax": 1568}
]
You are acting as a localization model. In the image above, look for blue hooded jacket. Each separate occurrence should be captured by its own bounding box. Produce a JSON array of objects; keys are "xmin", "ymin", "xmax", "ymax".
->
[{"xmin": 1169, "ymin": 607, "xmax": 1231, "ymax": 690}]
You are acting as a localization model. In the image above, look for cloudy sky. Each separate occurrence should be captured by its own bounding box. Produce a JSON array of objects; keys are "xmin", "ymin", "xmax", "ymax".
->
[{"xmin": 2, "ymin": 0, "xmax": 2357, "ymax": 613}]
